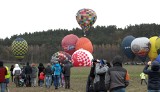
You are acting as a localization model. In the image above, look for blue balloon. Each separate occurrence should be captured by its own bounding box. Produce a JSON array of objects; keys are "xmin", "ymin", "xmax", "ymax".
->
[
  {"xmin": 155, "ymin": 54, "xmax": 160, "ymax": 63},
  {"xmin": 121, "ymin": 35, "xmax": 136, "ymax": 60}
]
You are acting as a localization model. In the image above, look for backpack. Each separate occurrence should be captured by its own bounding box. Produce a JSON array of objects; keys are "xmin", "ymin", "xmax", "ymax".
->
[{"xmin": 15, "ymin": 70, "xmax": 21, "ymax": 76}]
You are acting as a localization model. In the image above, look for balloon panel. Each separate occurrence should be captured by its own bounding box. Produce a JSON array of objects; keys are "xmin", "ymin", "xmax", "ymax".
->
[
  {"xmin": 75, "ymin": 37, "xmax": 93, "ymax": 53},
  {"xmin": 155, "ymin": 37, "xmax": 160, "ymax": 54},
  {"xmin": 148, "ymin": 36, "xmax": 158, "ymax": 61},
  {"xmin": 71, "ymin": 49, "xmax": 93, "ymax": 67},
  {"xmin": 121, "ymin": 35, "xmax": 135, "ymax": 60},
  {"xmin": 155, "ymin": 54, "xmax": 160, "ymax": 63},
  {"xmin": 51, "ymin": 51, "xmax": 71, "ymax": 64},
  {"xmin": 131, "ymin": 37, "xmax": 150, "ymax": 57},
  {"xmin": 61, "ymin": 34, "xmax": 79, "ymax": 55},
  {"xmin": 76, "ymin": 8, "xmax": 97, "ymax": 32},
  {"xmin": 11, "ymin": 38, "xmax": 28, "ymax": 60}
]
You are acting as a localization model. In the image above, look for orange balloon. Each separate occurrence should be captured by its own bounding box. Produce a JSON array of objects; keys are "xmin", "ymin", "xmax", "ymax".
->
[{"xmin": 75, "ymin": 37, "xmax": 93, "ymax": 53}]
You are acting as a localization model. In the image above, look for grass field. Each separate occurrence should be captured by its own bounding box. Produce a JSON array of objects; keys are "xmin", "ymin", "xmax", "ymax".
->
[{"xmin": 5, "ymin": 64, "xmax": 148, "ymax": 92}]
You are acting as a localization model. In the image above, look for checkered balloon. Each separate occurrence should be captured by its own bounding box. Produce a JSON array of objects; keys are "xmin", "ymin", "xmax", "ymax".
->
[
  {"xmin": 11, "ymin": 38, "xmax": 28, "ymax": 60},
  {"xmin": 71, "ymin": 49, "xmax": 93, "ymax": 67},
  {"xmin": 76, "ymin": 8, "xmax": 97, "ymax": 36}
]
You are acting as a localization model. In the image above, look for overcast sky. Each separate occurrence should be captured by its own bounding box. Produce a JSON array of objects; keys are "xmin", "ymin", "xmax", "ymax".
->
[{"xmin": 0, "ymin": 0, "xmax": 160, "ymax": 39}]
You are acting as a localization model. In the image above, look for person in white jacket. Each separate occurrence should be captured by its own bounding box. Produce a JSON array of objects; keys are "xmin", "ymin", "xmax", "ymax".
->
[{"xmin": 13, "ymin": 64, "xmax": 22, "ymax": 87}]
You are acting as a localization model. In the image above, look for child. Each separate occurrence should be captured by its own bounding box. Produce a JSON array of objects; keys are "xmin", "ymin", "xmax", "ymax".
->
[
  {"xmin": 140, "ymin": 72, "xmax": 147, "ymax": 85},
  {"xmin": 39, "ymin": 71, "xmax": 45, "ymax": 88}
]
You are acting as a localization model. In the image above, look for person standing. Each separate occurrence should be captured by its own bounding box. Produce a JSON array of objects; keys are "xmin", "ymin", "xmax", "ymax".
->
[
  {"xmin": 0, "ymin": 61, "xmax": 7, "ymax": 92},
  {"xmin": 5, "ymin": 66, "xmax": 10, "ymax": 91},
  {"xmin": 39, "ymin": 71, "xmax": 45, "ymax": 88},
  {"xmin": 143, "ymin": 60, "xmax": 160, "ymax": 92},
  {"xmin": 24, "ymin": 62, "xmax": 32, "ymax": 87},
  {"xmin": 52, "ymin": 61, "xmax": 61, "ymax": 89},
  {"xmin": 10, "ymin": 65, "xmax": 14, "ymax": 82},
  {"xmin": 38, "ymin": 63, "xmax": 45, "ymax": 86},
  {"xmin": 13, "ymin": 64, "xmax": 22, "ymax": 87},
  {"xmin": 31, "ymin": 63, "xmax": 37, "ymax": 87},
  {"xmin": 105, "ymin": 55, "xmax": 130, "ymax": 92},
  {"xmin": 44, "ymin": 63, "xmax": 52, "ymax": 88},
  {"xmin": 63, "ymin": 60, "xmax": 73, "ymax": 89},
  {"xmin": 140, "ymin": 72, "xmax": 147, "ymax": 85}
]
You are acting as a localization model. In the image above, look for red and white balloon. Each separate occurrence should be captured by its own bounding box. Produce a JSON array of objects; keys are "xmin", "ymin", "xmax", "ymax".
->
[{"xmin": 71, "ymin": 49, "xmax": 93, "ymax": 67}]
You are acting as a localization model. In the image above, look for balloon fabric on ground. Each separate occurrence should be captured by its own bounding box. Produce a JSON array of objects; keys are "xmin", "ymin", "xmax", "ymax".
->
[
  {"xmin": 51, "ymin": 51, "xmax": 71, "ymax": 64},
  {"xmin": 148, "ymin": 36, "xmax": 158, "ymax": 61},
  {"xmin": 76, "ymin": 8, "xmax": 97, "ymax": 36},
  {"xmin": 131, "ymin": 37, "xmax": 151, "ymax": 62},
  {"xmin": 71, "ymin": 49, "xmax": 93, "ymax": 67},
  {"xmin": 75, "ymin": 37, "xmax": 93, "ymax": 53},
  {"xmin": 121, "ymin": 35, "xmax": 136, "ymax": 60},
  {"xmin": 155, "ymin": 37, "xmax": 160, "ymax": 55},
  {"xmin": 61, "ymin": 34, "xmax": 79, "ymax": 55},
  {"xmin": 11, "ymin": 38, "xmax": 28, "ymax": 60}
]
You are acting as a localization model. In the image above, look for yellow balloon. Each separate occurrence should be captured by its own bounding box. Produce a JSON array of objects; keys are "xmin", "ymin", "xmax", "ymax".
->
[
  {"xmin": 148, "ymin": 36, "xmax": 158, "ymax": 61},
  {"xmin": 155, "ymin": 37, "xmax": 160, "ymax": 55}
]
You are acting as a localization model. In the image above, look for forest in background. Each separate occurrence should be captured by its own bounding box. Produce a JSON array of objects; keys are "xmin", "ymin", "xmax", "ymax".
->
[{"xmin": 0, "ymin": 23, "xmax": 160, "ymax": 63}]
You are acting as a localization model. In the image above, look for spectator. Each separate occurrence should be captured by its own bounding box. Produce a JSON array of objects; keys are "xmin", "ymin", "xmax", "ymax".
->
[
  {"xmin": 13, "ymin": 64, "xmax": 22, "ymax": 87},
  {"xmin": 140, "ymin": 72, "xmax": 147, "ymax": 85},
  {"xmin": 105, "ymin": 55, "xmax": 130, "ymax": 92},
  {"xmin": 10, "ymin": 65, "xmax": 14, "ymax": 82},
  {"xmin": 63, "ymin": 60, "xmax": 73, "ymax": 89},
  {"xmin": 0, "ymin": 61, "xmax": 7, "ymax": 92},
  {"xmin": 39, "ymin": 71, "xmax": 45, "ymax": 88},
  {"xmin": 31, "ymin": 63, "xmax": 37, "ymax": 87},
  {"xmin": 38, "ymin": 63, "xmax": 45, "ymax": 86},
  {"xmin": 24, "ymin": 62, "xmax": 32, "ymax": 87},
  {"xmin": 44, "ymin": 63, "xmax": 52, "ymax": 88},
  {"xmin": 143, "ymin": 60, "xmax": 160, "ymax": 92},
  {"xmin": 5, "ymin": 66, "xmax": 10, "ymax": 89}
]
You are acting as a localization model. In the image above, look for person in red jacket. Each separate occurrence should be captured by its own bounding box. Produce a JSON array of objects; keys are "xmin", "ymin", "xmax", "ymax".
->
[
  {"xmin": 39, "ymin": 71, "xmax": 45, "ymax": 88},
  {"xmin": 0, "ymin": 61, "xmax": 7, "ymax": 92}
]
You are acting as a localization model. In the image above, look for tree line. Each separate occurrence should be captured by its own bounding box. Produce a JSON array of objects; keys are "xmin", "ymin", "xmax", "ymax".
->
[{"xmin": 0, "ymin": 23, "xmax": 159, "ymax": 63}]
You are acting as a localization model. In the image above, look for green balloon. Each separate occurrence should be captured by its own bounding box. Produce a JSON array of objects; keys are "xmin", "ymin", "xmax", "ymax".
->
[{"xmin": 11, "ymin": 38, "xmax": 28, "ymax": 60}]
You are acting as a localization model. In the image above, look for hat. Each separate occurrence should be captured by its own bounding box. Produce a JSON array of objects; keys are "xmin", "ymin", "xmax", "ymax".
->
[
  {"xmin": 112, "ymin": 55, "xmax": 123, "ymax": 65},
  {"xmin": 151, "ymin": 60, "xmax": 160, "ymax": 71}
]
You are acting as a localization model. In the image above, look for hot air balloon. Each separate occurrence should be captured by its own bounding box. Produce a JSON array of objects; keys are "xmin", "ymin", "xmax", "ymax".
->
[
  {"xmin": 76, "ymin": 8, "xmax": 97, "ymax": 36},
  {"xmin": 51, "ymin": 51, "xmax": 71, "ymax": 64},
  {"xmin": 11, "ymin": 38, "xmax": 28, "ymax": 61},
  {"xmin": 71, "ymin": 49, "xmax": 93, "ymax": 67},
  {"xmin": 75, "ymin": 37, "xmax": 93, "ymax": 53},
  {"xmin": 131, "ymin": 37, "xmax": 150, "ymax": 62},
  {"xmin": 121, "ymin": 35, "xmax": 136, "ymax": 60},
  {"xmin": 155, "ymin": 37, "xmax": 160, "ymax": 55},
  {"xmin": 148, "ymin": 36, "xmax": 158, "ymax": 61},
  {"xmin": 61, "ymin": 34, "xmax": 79, "ymax": 55}
]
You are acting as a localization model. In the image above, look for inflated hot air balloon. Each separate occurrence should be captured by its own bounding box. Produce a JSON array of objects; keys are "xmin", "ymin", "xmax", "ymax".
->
[
  {"xmin": 131, "ymin": 37, "xmax": 150, "ymax": 62},
  {"xmin": 11, "ymin": 38, "xmax": 28, "ymax": 61},
  {"xmin": 76, "ymin": 8, "xmax": 97, "ymax": 36},
  {"xmin": 75, "ymin": 37, "xmax": 93, "ymax": 53},
  {"xmin": 61, "ymin": 34, "xmax": 79, "ymax": 55},
  {"xmin": 121, "ymin": 35, "xmax": 136, "ymax": 60},
  {"xmin": 155, "ymin": 37, "xmax": 160, "ymax": 55},
  {"xmin": 148, "ymin": 36, "xmax": 158, "ymax": 61},
  {"xmin": 71, "ymin": 49, "xmax": 93, "ymax": 67},
  {"xmin": 51, "ymin": 51, "xmax": 71, "ymax": 64}
]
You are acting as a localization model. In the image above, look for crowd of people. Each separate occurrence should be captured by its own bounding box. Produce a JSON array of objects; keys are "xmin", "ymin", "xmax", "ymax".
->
[{"xmin": 0, "ymin": 60, "xmax": 72, "ymax": 92}]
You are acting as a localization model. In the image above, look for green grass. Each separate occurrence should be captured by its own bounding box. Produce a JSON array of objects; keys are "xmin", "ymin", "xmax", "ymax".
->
[{"xmin": 5, "ymin": 64, "xmax": 148, "ymax": 92}]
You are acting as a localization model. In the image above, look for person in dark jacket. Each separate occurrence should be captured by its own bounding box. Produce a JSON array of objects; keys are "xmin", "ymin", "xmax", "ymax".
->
[
  {"xmin": 44, "ymin": 63, "xmax": 52, "ymax": 88},
  {"xmin": 10, "ymin": 65, "xmax": 14, "ymax": 82},
  {"xmin": 0, "ymin": 61, "xmax": 7, "ymax": 92},
  {"xmin": 38, "ymin": 63, "xmax": 45, "ymax": 86},
  {"xmin": 31, "ymin": 63, "xmax": 37, "ymax": 87},
  {"xmin": 105, "ymin": 55, "xmax": 130, "ymax": 92},
  {"xmin": 63, "ymin": 60, "xmax": 72, "ymax": 89},
  {"xmin": 143, "ymin": 60, "xmax": 160, "ymax": 92},
  {"xmin": 24, "ymin": 62, "xmax": 32, "ymax": 87}
]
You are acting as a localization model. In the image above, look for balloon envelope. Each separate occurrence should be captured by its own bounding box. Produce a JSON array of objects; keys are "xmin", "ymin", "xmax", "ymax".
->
[
  {"xmin": 155, "ymin": 37, "xmax": 160, "ymax": 54},
  {"xmin": 51, "ymin": 51, "xmax": 71, "ymax": 64},
  {"xmin": 75, "ymin": 37, "xmax": 93, "ymax": 53},
  {"xmin": 131, "ymin": 37, "xmax": 150, "ymax": 62},
  {"xmin": 148, "ymin": 36, "xmax": 158, "ymax": 61},
  {"xmin": 71, "ymin": 49, "xmax": 93, "ymax": 67},
  {"xmin": 11, "ymin": 38, "xmax": 28, "ymax": 60},
  {"xmin": 76, "ymin": 8, "xmax": 97, "ymax": 36},
  {"xmin": 121, "ymin": 35, "xmax": 136, "ymax": 60},
  {"xmin": 61, "ymin": 34, "xmax": 79, "ymax": 55}
]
